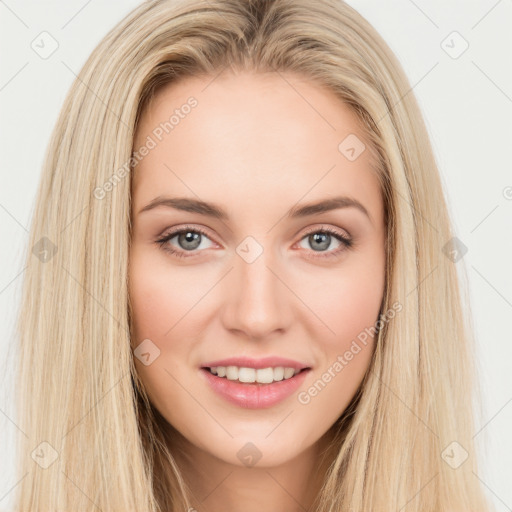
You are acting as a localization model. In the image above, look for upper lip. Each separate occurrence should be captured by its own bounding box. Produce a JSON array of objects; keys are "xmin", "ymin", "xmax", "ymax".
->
[{"xmin": 201, "ymin": 356, "xmax": 311, "ymax": 371}]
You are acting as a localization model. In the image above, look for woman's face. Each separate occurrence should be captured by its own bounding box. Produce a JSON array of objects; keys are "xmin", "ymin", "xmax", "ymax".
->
[{"xmin": 129, "ymin": 70, "xmax": 386, "ymax": 468}]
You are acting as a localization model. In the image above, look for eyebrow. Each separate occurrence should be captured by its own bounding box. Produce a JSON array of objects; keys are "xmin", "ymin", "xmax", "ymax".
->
[{"xmin": 138, "ymin": 195, "xmax": 371, "ymax": 222}]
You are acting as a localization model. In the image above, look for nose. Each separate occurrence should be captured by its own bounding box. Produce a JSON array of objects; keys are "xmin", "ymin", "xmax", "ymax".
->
[{"xmin": 220, "ymin": 247, "xmax": 294, "ymax": 340}]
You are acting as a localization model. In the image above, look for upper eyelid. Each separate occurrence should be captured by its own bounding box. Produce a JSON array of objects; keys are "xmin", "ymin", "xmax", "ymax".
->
[{"xmin": 300, "ymin": 225, "xmax": 351, "ymax": 239}]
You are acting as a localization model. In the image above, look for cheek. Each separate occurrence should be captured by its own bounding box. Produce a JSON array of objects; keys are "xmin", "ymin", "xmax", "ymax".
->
[
  {"xmin": 128, "ymin": 247, "xmax": 203, "ymax": 344},
  {"xmin": 327, "ymin": 276, "xmax": 382, "ymax": 345},
  {"xmin": 297, "ymin": 247, "xmax": 385, "ymax": 414},
  {"xmin": 128, "ymin": 247, "xmax": 217, "ymax": 388},
  {"xmin": 128, "ymin": 249, "xmax": 198, "ymax": 413},
  {"xmin": 296, "ymin": 260, "xmax": 383, "ymax": 423},
  {"xmin": 129, "ymin": 276, "xmax": 170, "ymax": 346},
  {"xmin": 306, "ymin": 253, "xmax": 385, "ymax": 348}
]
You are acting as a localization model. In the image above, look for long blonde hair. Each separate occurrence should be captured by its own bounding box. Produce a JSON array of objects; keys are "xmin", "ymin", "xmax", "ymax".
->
[{"xmin": 13, "ymin": 0, "xmax": 491, "ymax": 510}]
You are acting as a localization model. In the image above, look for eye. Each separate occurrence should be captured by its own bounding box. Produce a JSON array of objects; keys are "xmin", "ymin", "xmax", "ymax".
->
[
  {"xmin": 155, "ymin": 225, "xmax": 216, "ymax": 258},
  {"xmin": 296, "ymin": 226, "xmax": 353, "ymax": 259},
  {"xmin": 156, "ymin": 224, "xmax": 353, "ymax": 260}
]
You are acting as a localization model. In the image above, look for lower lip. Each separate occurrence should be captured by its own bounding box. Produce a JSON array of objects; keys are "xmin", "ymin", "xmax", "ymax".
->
[{"xmin": 199, "ymin": 368, "xmax": 311, "ymax": 409}]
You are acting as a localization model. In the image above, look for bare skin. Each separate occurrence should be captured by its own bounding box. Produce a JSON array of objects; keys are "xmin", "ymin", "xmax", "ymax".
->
[{"xmin": 129, "ymin": 69, "xmax": 386, "ymax": 512}]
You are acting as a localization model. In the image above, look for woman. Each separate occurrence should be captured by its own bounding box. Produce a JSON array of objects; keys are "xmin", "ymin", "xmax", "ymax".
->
[{"xmin": 14, "ymin": 0, "xmax": 491, "ymax": 510}]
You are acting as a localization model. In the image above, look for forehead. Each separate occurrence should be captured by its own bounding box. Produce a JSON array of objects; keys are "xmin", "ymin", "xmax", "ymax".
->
[{"xmin": 131, "ymin": 71, "xmax": 382, "ymax": 222}]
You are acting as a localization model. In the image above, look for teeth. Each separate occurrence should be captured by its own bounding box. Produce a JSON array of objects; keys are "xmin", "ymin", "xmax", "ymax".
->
[{"xmin": 208, "ymin": 366, "xmax": 302, "ymax": 383}]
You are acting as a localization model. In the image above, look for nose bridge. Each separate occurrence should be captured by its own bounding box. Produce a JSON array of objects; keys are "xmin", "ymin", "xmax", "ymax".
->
[{"xmin": 221, "ymin": 236, "xmax": 292, "ymax": 338}]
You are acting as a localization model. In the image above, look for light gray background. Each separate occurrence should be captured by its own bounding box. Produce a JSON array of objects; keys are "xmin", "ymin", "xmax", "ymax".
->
[{"xmin": 1, "ymin": 1, "xmax": 511, "ymax": 510}]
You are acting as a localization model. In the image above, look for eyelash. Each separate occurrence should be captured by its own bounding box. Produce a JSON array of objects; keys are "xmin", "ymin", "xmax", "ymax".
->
[{"xmin": 155, "ymin": 224, "xmax": 353, "ymax": 260}]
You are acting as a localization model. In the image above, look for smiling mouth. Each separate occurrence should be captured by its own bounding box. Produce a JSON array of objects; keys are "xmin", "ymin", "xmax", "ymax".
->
[{"xmin": 201, "ymin": 366, "xmax": 311, "ymax": 385}]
